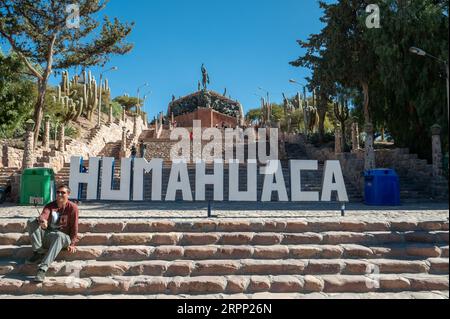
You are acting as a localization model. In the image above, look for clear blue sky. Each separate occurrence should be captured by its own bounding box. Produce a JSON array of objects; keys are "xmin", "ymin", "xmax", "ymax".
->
[{"xmin": 52, "ymin": 0, "xmax": 330, "ymax": 119}]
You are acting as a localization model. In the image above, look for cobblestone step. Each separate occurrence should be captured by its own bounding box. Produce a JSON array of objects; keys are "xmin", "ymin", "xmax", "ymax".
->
[
  {"xmin": 1, "ymin": 220, "xmax": 448, "ymax": 234},
  {"xmin": 1, "ymin": 231, "xmax": 448, "ymax": 247},
  {"xmin": 1, "ymin": 243, "xmax": 448, "ymax": 261},
  {"xmin": 0, "ymin": 274, "xmax": 448, "ymax": 295},
  {"xmin": 0, "ymin": 291, "xmax": 448, "ymax": 299},
  {"xmin": 0, "ymin": 258, "xmax": 447, "ymax": 278}
]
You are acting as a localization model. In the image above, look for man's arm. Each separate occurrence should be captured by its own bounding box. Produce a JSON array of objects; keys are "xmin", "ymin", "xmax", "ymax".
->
[
  {"xmin": 38, "ymin": 206, "xmax": 51, "ymax": 225},
  {"xmin": 69, "ymin": 205, "xmax": 79, "ymax": 247}
]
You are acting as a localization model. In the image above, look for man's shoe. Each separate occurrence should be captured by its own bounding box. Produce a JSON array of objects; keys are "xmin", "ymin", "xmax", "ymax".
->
[
  {"xmin": 26, "ymin": 252, "xmax": 45, "ymax": 265},
  {"xmin": 34, "ymin": 269, "xmax": 46, "ymax": 283}
]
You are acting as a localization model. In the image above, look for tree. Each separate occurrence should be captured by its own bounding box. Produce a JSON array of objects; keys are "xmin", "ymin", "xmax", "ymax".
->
[
  {"xmin": 0, "ymin": 49, "xmax": 35, "ymax": 138},
  {"xmin": 364, "ymin": 0, "xmax": 448, "ymax": 159},
  {"xmin": 245, "ymin": 108, "xmax": 262, "ymax": 124},
  {"xmin": 113, "ymin": 95, "xmax": 142, "ymax": 112},
  {"xmin": 291, "ymin": 0, "xmax": 378, "ymax": 125},
  {"xmin": 0, "ymin": 0, "xmax": 134, "ymax": 148}
]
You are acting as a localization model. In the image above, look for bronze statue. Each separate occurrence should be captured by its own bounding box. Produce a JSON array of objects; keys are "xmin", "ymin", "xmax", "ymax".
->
[{"xmin": 201, "ymin": 64, "xmax": 210, "ymax": 90}]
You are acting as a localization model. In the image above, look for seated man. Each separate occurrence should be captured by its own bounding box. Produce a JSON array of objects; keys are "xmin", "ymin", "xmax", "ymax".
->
[{"xmin": 26, "ymin": 184, "xmax": 79, "ymax": 283}]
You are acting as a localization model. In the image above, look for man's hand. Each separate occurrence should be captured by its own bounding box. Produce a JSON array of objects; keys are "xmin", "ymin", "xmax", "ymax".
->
[
  {"xmin": 39, "ymin": 219, "xmax": 48, "ymax": 230},
  {"xmin": 67, "ymin": 245, "xmax": 77, "ymax": 254}
]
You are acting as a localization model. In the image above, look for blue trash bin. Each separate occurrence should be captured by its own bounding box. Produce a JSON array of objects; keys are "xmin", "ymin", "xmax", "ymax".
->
[{"xmin": 364, "ymin": 169, "xmax": 400, "ymax": 206}]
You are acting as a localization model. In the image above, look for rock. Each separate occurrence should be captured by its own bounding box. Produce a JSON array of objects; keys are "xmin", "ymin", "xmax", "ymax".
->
[
  {"xmin": 251, "ymin": 233, "xmax": 283, "ymax": 245},
  {"xmin": 193, "ymin": 260, "xmax": 240, "ymax": 276},
  {"xmin": 254, "ymin": 246, "xmax": 289, "ymax": 259},
  {"xmin": 165, "ymin": 261, "xmax": 194, "ymax": 276},
  {"xmin": 181, "ymin": 233, "xmax": 219, "ymax": 245},
  {"xmin": 220, "ymin": 233, "xmax": 253, "ymax": 245},
  {"xmin": 270, "ymin": 275, "xmax": 303, "ymax": 293},
  {"xmin": 152, "ymin": 246, "xmax": 184, "ymax": 260},
  {"xmin": 80, "ymin": 261, "xmax": 130, "ymax": 277},
  {"xmin": 184, "ymin": 246, "xmax": 217, "ymax": 259},
  {"xmin": 282, "ymin": 233, "xmax": 322, "ymax": 245},
  {"xmin": 110, "ymin": 234, "xmax": 152, "ymax": 245}
]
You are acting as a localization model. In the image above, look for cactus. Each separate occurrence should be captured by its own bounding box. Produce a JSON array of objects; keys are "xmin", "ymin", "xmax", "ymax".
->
[
  {"xmin": 83, "ymin": 77, "xmax": 99, "ymax": 121},
  {"xmin": 53, "ymin": 70, "xmax": 86, "ymax": 123},
  {"xmin": 52, "ymin": 69, "xmax": 112, "ymax": 123},
  {"xmin": 334, "ymin": 98, "xmax": 349, "ymax": 149}
]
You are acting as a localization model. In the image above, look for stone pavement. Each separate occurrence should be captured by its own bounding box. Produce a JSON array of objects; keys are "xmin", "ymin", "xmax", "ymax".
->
[{"xmin": 0, "ymin": 201, "xmax": 448, "ymax": 221}]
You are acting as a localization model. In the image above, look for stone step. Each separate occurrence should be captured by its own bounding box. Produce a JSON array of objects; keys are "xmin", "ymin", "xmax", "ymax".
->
[
  {"xmin": 1, "ymin": 220, "xmax": 447, "ymax": 234},
  {"xmin": 1, "ymin": 258, "xmax": 447, "ymax": 278},
  {"xmin": 0, "ymin": 274, "xmax": 448, "ymax": 295},
  {"xmin": 0, "ymin": 291, "xmax": 448, "ymax": 299},
  {"xmin": 1, "ymin": 231, "xmax": 447, "ymax": 247},
  {"xmin": 1, "ymin": 243, "xmax": 448, "ymax": 262}
]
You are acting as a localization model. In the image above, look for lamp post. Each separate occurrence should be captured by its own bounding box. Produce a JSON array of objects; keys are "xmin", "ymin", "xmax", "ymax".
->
[
  {"xmin": 289, "ymin": 79, "xmax": 305, "ymax": 91},
  {"xmin": 258, "ymin": 87, "xmax": 271, "ymax": 126},
  {"xmin": 409, "ymin": 47, "xmax": 449, "ymax": 123},
  {"xmin": 137, "ymin": 83, "xmax": 149, "ymax": 115},
  {"xmin": 142, "ymin": 90, "xmax": 152, "ymax": 114},
  {"xmin": 98, "ymin": 66, "xmax": 118, "ymax": 127}
]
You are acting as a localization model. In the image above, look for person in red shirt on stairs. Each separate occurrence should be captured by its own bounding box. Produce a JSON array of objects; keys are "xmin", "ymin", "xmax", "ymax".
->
[{"xmin": 26, "ymin": 184, "xmax": 79, "ymax": 283}]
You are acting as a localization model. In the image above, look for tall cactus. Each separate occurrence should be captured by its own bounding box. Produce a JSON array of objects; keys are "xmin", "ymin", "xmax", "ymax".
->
[
  {"xmin": 334, "ymin": 98, "xmax": 349, "ymax": 149},
  {"xmin": 53, "ymin": 70, "xmax": 85, "ymax": 123},
  {"xmin": 83, "ymin": 76, "xmax": 99, "ymax": 121}
]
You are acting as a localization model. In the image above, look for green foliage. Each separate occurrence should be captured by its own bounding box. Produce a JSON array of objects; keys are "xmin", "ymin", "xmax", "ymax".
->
[
  {"xmin": 245, "ymin": 108, "xmax": 262, "ymax": 123},
  {"xmin": 102, "ymin": 101, "xmax": 123, "ymax": 119},
  {"xmin": 0, "ymin": 50, "xmax": 35, "ymax": 138},
  {"xmin": 113, "ymin": 95, "xmax": 142, "ymax": 112},
  {"xmin": 0, "ymin": 0, "xmax": 134, "ymax": 145},
  {"xmin": 363, "ymin": 0, "xmax": 449, "ymax": 159},
  {"xmin": 291, "ymin": 0, "xmax": 448, "ymax": 160}
]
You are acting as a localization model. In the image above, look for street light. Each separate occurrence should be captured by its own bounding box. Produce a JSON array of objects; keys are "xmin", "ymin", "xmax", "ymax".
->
[
  {"xmin": 137, "ymin": 83, "xmax": 149, "ymax": 114},
  {"xmin": 409, "ymin": 46, "xmax": 449, "ymax": 123},
  {"xmin": 142, "ymin": 90, "xmax": 152, "ymax": 114},
  {"xmin": 98, "ymin": 66, "xmax": 118, "ymax": 127}
]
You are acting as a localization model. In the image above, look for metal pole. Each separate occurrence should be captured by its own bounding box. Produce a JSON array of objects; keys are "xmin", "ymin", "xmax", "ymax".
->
[
  {"xmin": 446, "ymin": 63, "xmax": 449, "ymax": 124},
  {"xmin": 98, "ymin": 73, "xmax": 103, "ymax": 127},
  {"xmin": 207, "ymin": 200, "xmax": 212, "ymax": 218}
]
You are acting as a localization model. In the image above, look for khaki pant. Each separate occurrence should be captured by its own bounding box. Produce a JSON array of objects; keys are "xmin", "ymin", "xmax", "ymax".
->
[{"xmin": 27, "ymin": 218, "xmax": 71, "ymax": 272}]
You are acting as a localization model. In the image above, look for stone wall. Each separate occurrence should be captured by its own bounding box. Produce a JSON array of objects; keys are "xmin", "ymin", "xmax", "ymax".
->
[
  {"xmin": 145, "ymin": 140, "xmax": 177, "ymax": 161},
  {"xmin": 174, "ymin": 108, "xmax": 238, "ymax": 128},
  {"xmin": 42, "ymin": 115, "xmax": 146, "ymax": 173},
  {"xmin": 1, "ymin": 145, "xmax": 24, "ymax": 169}
]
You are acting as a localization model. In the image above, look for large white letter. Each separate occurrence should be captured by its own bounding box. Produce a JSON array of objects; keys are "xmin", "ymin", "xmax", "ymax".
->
[
  {"xmin": 258, "ymin": 128, "xmax": 278, "ymax": 165},
  {"xmin": 195, "ymin": 160, "xmax": 224, "ymax": 201},
  {"xmin": 228, "ymin": 160, "xmax": 257, "ymax": 201},
  {"xmin": 170, "ymin": 128, "xmax": 190, "ymax": 163},
  {"xmin": 261, "ymin": 160, "xmax": 288, "ymax": 202},
  {"xmin": 290, "ymin": 160, "xmax": 320, "ymax": 202},
  {"xmin": 100, "ymin": 158, "xmax": 132, "ymax": 201},
  {"xmin": 321, "ymin": 160, "xmax": 349, "ymax": 202},
  {"xmin": 69, "ymin": 157, "xmax": 100, "ymax": 200},
  {"xmin": 133, "ymin": 158, "xmax": 163, "ymax": 201},
  {"xmin": 202, "ymin": 128, "xmax": 222, "ymax": 163},
  {"xmin": 192, "ymin": 120, "xmax": 202, "ymax": 163},
  {"xmin": 165, "ymin": 162, "xmax": 193, "ymax": 201}
]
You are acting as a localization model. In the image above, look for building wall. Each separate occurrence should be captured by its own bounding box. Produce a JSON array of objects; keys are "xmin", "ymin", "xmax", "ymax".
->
[{"xmin": 174, "ymin": 108, "xmax": 238, "ymax": 128}]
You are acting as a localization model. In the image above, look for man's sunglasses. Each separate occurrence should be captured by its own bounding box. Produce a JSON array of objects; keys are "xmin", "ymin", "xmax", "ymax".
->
[{"xmin": 57, "ymin": 191, "xmax": 67, "ymax": 196}]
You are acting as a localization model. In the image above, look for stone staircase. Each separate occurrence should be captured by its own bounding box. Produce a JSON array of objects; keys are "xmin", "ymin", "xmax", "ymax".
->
[
  {"xmin": 288, "ymin": 136, "xmax": 449, "ymax": 203},
  {"xmin": 0, "ymin": 218, "xmax": 448, "ymax": 297}
]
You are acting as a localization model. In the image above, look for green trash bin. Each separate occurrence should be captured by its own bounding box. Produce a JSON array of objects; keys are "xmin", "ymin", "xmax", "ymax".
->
[{"xmin": 20, "ymin": 168, "xmax": 56, "ymax": 206}]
